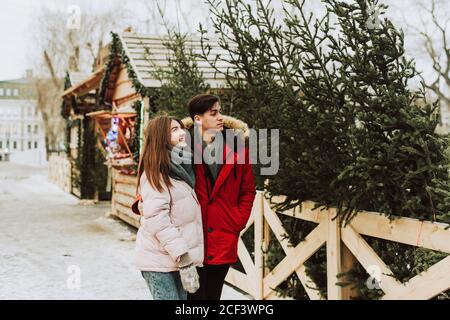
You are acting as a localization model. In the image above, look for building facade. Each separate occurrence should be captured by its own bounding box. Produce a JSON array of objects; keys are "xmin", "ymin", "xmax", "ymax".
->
[{"xmin": 0, "ymin": 70, "xmax": 46, "ymax": 164}]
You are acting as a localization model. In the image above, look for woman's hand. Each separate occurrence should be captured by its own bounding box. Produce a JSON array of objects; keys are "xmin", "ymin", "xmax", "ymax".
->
[{"xmin": 178, "ymin": 253, "xmax": 200, "ymax": 294}]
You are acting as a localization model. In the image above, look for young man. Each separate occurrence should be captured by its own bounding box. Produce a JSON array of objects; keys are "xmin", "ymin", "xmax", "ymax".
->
[{"xmin": 185, "ymin": 94, "xmax": 256, "ymax": 300}]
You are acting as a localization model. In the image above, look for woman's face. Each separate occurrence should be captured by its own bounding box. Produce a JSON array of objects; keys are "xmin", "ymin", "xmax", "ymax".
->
[{"xmin": 170, "ymin": 120, "xmax": 187, "ymax": 148}]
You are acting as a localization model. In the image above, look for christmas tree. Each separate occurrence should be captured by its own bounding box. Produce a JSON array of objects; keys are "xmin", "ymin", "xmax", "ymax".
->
[{"xmin": 200, "ymin": 0, "xmax": 450, "ymax": 299}]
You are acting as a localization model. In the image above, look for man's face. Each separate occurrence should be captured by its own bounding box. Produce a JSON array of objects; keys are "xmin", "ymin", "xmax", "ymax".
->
[{"xmin": 196, "ymin": 102, "xmax": 224, "ymax": 133}]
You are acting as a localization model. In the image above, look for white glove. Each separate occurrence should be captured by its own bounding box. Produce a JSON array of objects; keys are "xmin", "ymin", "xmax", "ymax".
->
[{"xmin": 178, "ymin": 253, "xmax": 200, "ymax": 294}]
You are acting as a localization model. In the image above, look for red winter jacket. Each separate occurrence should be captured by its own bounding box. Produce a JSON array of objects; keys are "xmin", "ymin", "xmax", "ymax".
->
[{"xmin": 184, "ymin": 116, "xmax": 257, "ymax": 265}]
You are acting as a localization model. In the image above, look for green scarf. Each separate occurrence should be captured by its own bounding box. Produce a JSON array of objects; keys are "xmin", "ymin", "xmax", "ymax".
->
[{"xmin": 168, "ymin": 146, "xmax": 195, "ymax": 189}]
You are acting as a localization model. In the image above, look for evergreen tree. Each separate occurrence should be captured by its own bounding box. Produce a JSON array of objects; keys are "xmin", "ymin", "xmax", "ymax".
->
[
  {"xmin": 201, "ymin": 0, "xmax": 450, "ymax": 299},
  {"xmin": 148, "ymin": 31, "xmax": 210, "ymax": 119}
]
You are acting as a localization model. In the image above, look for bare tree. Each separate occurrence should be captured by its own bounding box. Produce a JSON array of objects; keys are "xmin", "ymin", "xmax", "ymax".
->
[
  {"xmin": 27, "ymin": 3, "xmax": 132, "ymax": 152},
  {"xmin": 403, "ymin": 0, "xmax": 450, "ymax": 112},
  {"xmin": 139, "ymin": 0, "xmax": 213, "ymax": 35}
]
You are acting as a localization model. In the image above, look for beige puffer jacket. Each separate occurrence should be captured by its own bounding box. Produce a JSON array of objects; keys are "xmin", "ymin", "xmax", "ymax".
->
[{"xmin": 134, "ymin": 174, "xmax": 204, "ymax": 272}]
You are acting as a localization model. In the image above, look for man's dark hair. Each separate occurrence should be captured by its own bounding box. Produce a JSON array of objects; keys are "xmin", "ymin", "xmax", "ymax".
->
[{"xmin": 187, "ymin": 94, "xmax": 220, "ymax": 120}]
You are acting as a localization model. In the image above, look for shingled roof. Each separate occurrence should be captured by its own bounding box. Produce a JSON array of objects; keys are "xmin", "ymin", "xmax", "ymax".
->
[{"xmin": 99, "ymin": 31, "xmax": 234, "ymax": 106}]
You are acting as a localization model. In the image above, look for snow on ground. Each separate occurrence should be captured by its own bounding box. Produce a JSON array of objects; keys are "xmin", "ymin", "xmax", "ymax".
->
[{"xmin": 0, "ymin": 162, "xmax": 251, "ymax": 300}]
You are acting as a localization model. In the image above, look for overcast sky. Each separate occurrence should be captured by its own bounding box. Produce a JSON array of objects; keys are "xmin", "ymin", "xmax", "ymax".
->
[{"xmin": 0, "ymin": 0, "xmax": 447, "ymax": 84}]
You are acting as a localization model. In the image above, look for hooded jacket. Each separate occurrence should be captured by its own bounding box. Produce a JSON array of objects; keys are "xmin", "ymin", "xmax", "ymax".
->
[
  {"xmin": 134, "ymin": 173, "xmax": 204, "ymax": 272},
  {"xmin": 182, "ymin": 115, "xmax": 256, "ymax": 265}
]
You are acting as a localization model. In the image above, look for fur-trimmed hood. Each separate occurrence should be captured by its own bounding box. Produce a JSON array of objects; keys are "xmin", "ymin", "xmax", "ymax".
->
[{"xmin": 181, "ymin": 115, "xmax": 250, "ymax": 140}]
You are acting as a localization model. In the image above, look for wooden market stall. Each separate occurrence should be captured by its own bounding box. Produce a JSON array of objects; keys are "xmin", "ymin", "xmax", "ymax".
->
[
  {"xmin": 94, "ymin": 30, "xmax": 231, "ymax": 227},
  {"xmin": 59, "ymin": 68, "xmax": 112, "ymax": 200}
]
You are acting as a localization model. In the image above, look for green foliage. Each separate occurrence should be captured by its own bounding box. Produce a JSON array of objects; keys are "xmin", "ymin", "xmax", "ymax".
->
[
  {"xmin": 201, "ymin": 0, "xmax": 450, "ymax": 299},
  {"xmin": 99, "ymin": 32, "xmax": 156, "ymax": 108},
  {"xmin": 147, "ymin": 31, "xmax": 211, "ymax": 119}
]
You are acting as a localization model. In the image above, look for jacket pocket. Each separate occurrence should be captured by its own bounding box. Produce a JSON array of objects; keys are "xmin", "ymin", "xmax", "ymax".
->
[{"xmin": 219, "ymin": 205, "xmax": 243, "ymax": 235}]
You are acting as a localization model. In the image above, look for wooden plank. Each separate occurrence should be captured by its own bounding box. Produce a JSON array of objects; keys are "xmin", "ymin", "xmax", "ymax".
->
[
  {"xmin": 265, "ymin": 290, "xmax": 295, "ymax": 300},
  {"xmin": 114, "ymin": 183, "xmax": 136, "ymax": 198},
  {"xmin": 114, "ymin": 171, "xmax": 138, "ymax": 185},
  {"xmin": 262, "ymin": 199, "xmax": 322, "ymax": 300},
  {"xmin": 269, "ymin": 195, "xmax": 325, "ymax": 224},
  {"xmin": 382, "ymin": 256, "xmax": 450, "ymax": 300},
  {"xmin": 114, "ymin": 201, "xmax": 140, "ymax": 228},
  {"xmin": 326, "ymin": 208, "xmax": 342, "ymax": 300},
  {"xmin": 263, "ymin": 222, "xmax": 327, "ymax": 296},
  {"xmin": 341, "ymin": 225, "xmax": 403, "ymax": 294},
  {"xmin": 225, "ymin": 268, "xmax": 255, "ymax": 297},
  {"xmin": 112, "ymin": 68, "xmax": 136, "ymax": 102},
  {"xmin": 341, "ymin": 243, "xmax": 360, "ymax": 300},
  {"xmin": 254, "ymin": 192, "xmax": 264, "ymax": 299},
  {"xmin": 237, "ymin": 238, "xmax": 256, "ymax": 282},
  {"xmin": 127, "ymin": 46, "xmax": 229, "ymax": 57},
  {"xmin": 349, "ymin": 211, "xmax": 450, "ymax": 254},
  {"xmin": 296, "ymin": 264, "xmax": 323, "ymax": 300},
  {"xmin": 241, "ymin": 214, "xmax": 254, "ymax": 235},
  {"xmin": 114, "ymin": 192, "xmax": 134, "ymax": 209},
  {"xmin": 263, "ymin": 205, "xmax": 271, "ymax": 278}
]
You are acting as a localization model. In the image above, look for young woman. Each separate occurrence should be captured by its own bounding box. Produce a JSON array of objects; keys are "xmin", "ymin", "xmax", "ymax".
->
[{"xmin": 133, "ymin": 115, "xmax": 203, "ymax": 300}]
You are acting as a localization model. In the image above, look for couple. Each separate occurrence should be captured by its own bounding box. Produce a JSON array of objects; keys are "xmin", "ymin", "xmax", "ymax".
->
[{"xmin": 133, "ymin": 94, "xmax": 256, "ymax": 300}]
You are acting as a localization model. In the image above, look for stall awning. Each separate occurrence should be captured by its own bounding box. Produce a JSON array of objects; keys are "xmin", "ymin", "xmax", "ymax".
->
[{"xmin": 62, "ymin": 67, "xmax": 105, "ymax": 98}]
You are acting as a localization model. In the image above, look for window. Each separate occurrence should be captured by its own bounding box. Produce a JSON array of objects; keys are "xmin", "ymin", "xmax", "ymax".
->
[
  {"xmin": 34, "ymin": 141, "xmax": 38, "ymax": 149},
  {"xmin": 34, "ymin": 125, "xmax": 38, "ymax": 134},
  {"xmin": 27, "ymin": 125, "xmax": 31, "ymax": 134},
  {"xmin": 13, "ymin": 89, "xmax": 19, "ymax": 96},
  {"xmin": 13, "ymin": 141, "xmax": 17, "ymax": 150},
  {"xmin": 0, "ymin": 88, "xmax": 4, "ymax": 96},
  {"xmin": 0, "ymin": 141, "xmax": 2, "ymax": 149},
  {"xmin": 28, "ymin": 141, "xmax": 31, "ymax": 150},
  {"xmin": 6, "ymin": 88, "xmax": 11, "ymax": 96}
]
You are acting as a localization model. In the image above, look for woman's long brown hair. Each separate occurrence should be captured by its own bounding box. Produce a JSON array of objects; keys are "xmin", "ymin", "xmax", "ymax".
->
[{"xmin": 136, "ymin": 115, "xmax": 184, "ymax": 194}]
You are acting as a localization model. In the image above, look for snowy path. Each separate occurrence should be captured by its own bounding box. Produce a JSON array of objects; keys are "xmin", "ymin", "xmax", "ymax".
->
[{"xmin": 0, "ymin": 162, "xmax": 250, "ymax": 300}]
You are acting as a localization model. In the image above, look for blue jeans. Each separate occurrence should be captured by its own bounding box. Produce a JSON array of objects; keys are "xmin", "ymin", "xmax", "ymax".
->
[{"xmin": 141, "ymin": 271, "xmax": 187, "ymax": 300}]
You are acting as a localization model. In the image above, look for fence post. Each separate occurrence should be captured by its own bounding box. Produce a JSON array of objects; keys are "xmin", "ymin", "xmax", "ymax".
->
[
  {"xmin": 327, "ymin": 208, "xmax": 343, "ymax": 300},
  {"xmin": 254, "ymin": 192, "xmax": 264, "ymax": 300},
  {"xmin": 341, "ymin": 243, "xmax": 360, "ymax": 299}
]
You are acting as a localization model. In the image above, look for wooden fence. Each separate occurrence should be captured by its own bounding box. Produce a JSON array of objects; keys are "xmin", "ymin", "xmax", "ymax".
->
[
  {"xmin": 111, "ymin": 170, "xmax": 140, "ymax": 228},
  {"xmin": 225, "ymin": 191, "xmax": 450, "ymax": 300},
  {"xmin": 48, "ymin": 153, "xmax": 72, "ymax": 194},
  {"xmin": 107, "ymin": 171, "xmax": 450, "ymax": 300}
]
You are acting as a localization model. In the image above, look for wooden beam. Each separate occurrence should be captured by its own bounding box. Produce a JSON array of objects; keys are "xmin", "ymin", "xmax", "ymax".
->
[
  {"xmin": 326, "ymin": 208, "xmax": 342, "ymax": 300},
  {"xmin": 263, "ymin": 222, "xmax": 327, "ymax": 296},
  {"xmin": 114, "ymin": 171, "xmax": 137, "ymax": 185},
  {"xmin": 341, "ymin": 225, "xmax": 403, "ymax": 294},
  {"xmin": 254, "ymin": 192, "xmax": 264, "ymax": 299},
  {"xmin": 382, "ymin": 256, "xmax": 450, "ymax": 300},
  {"xmin": 225, "ymin": 268, "xmax": 255, "ymax": 297},
  {"xmin": 237, "ymin": 238, "xmax": 256, "ymax": 283},
  {"xmin": 269, "ymin": 195, "xmax": 326, "ymax": 224},
  {"xmin": 349, "ymin": 211, "xmax": 450, "ymax": 254},
  {"xmin": 262, "ymin": 199, "xmax": 322, "ymax": 300},
  {"xmin": 114, "ymin": 201, "xmax": 140, "ymax": 228},
  {"xmin": 114, "ymin": 182, "xmax": 136, "ymax": 198},
  {"xmin": 341, "ymin": 243, "xmax": 360, "ymax": 300}
]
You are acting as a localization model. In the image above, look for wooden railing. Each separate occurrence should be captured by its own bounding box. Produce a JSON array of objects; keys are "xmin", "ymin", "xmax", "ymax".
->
[
  {"xmin": 108, "ymin": 172, "xmax": 450, "ymax": 300},
  {"xmin": 225, "ymin": 191, "xmax": 450, "ymax": 300}
]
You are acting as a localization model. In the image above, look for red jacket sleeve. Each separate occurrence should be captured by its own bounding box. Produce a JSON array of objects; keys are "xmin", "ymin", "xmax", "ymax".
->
[{"xmin": 237, "ymin": 148, "xmax": 256, "ymax": 230}]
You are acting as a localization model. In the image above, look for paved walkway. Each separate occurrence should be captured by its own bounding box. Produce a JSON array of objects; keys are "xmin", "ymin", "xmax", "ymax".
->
[{"xmin": 0, "ymin": 162, "xmax": 249, "ymax": 300}]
